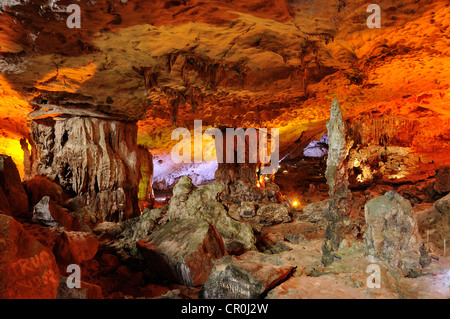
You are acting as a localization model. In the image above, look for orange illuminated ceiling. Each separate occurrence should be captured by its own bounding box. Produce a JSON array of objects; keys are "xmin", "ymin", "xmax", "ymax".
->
[{"xmin": 0, "ymin": 0, "xmax": 449, "ymax": 169}]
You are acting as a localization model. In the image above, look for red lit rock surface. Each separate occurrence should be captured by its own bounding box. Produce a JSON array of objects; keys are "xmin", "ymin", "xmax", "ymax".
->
[{"xmin": 0, "ymin": 213, "xmax": 59, "ymax": 299}]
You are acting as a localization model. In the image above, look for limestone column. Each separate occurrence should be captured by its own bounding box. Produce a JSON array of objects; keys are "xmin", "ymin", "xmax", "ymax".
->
[
  {"xmin": 322, "ymin": 99, "xmax": 352, "ymax": 265},
  {"xmin": 29, "ymin": 107, "xmax": 150, "ymax": 222}
]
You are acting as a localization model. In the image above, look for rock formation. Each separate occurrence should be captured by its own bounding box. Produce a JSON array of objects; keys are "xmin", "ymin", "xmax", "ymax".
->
[
  {"xmin": 0, "ymin": 0, "xmax": 449, "ymax": 301},
  {"xmin": 53, "ymin": 230, "xmax": 99, "ymax": 265},
  {"xmin": 56, "ymin": 276, "xmax": 104, "ymax": 299},
  {"xmin": 137, "ymin": 145, "xmax": 154, "ymax": 206},
  {"xmin": 200, "ymin": 251, "xmax": 294, "ymax": 299},
  {"xmin": 30, "ymin": 114, "xmax": 151, "ymax": 222},
  {"xmin": 0, "ymin": 154, "xmax": 29, "ymax": 217},
  {"xmin": 364, "ymin": 191, "xmax": 430, "ymax": 277},
  {"xmin": 256, "ymin": 203, "xmax": 291, "ymax": 226},
  {"xmin": 137, "ymin": 219, "xmax": 227, "ymax": 286},
  {"xmin": 0, "ymin": 214, "xmax": 60, "ymax": 299},
  {"xmin": 167, "ymin": 176, "xmax": 256, "ymax": 254},
  {"xmin": 434, "ymin": 166, "xmax": 450, "ymax": 195},
  {"xmin": 322, "ymin": 99, "xmax": 352, "ymax": 265}
]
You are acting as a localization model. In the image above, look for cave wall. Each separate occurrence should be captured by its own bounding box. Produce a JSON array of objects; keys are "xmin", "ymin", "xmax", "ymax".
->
[{"xmin": 30, "ymin": 116, "xmax": 147, "ymax": 222}]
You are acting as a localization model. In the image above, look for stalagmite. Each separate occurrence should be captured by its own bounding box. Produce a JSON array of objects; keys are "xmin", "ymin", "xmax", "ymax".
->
[{"xmin": 322, "ymin": 99, "xmax": 352, "ymax": 265}]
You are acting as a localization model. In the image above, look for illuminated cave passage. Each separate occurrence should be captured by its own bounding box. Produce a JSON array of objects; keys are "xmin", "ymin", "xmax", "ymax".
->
[{"xmin": 0, "ymin": 0, "xmax": 449, "ymax": 301}]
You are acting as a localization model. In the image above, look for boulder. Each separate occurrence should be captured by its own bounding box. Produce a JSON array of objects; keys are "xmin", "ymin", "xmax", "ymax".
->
[
  {"xmin": 434, "ymin": 166, "xmax": 450, "ymax": 195},
  {"xmin": 226, "ymin": 201, "xmax": 257, "ymax": 220},
  {"xmin": 363, "ymin": 191, "xmax": 430, "ymax": 276},
  {"xmin": 33, "ymin": 196, "xmax": 59, "ymax": 227},
  {"xmin": 137, "ymin": 219, "xmax": 227, "ymax": 286},
  {"xmin": 0, "ymin": 187, "xmax": 12, "ymax": 215},
  {"xmin": 416, "ymin": 193, "xmax": 450, "ymax": 252},
  {"xmin": 0, "ymin": 214, "xmax": 59, "ymax": 298},
  {"xmin": 32, "ymin": 196, "xmax": 85, "ymax": 231},
  {"xmin": 167, "ymin": 176, "xmax": 256, "ymax": 253},
  {"xmin": 23, "ymin": 175, "xmax": 65, "ymax": 207},
  {"xmin": 226, "ymin": 204, "xmax": 242, "ymax": 221},
  {"xmin": 238, "ymin": 201, "xmax": 257, "ymax": 218},
  {"xmin": 284, "ymin": 232, "xmax": 309, "ymax": 244},
  {"xmin": 256, "ymin": 203, "xmax": 291, "ymax": 226},
  {"xmin": 56, "ymin": 276, "xmax": 103, "ymax": 299},
  {"xmin": 301, "ymin": 199, "xmax": 330, "ymax": 223},
  {"xmin": 220, "ymin": 178, "xmax": 268, "ymax": 204},
  {"xmin": 115, "ymin": 206, "xmax": 168, "ymax": 256},
  {"xmin": 121, "ymin": 206, "xmax": 168, "ymax": 243},
  {"xmin": 0, "ymin": 154, "xmax": 29, "ymax": 217},
  {"xmin": 64, "ymin": 196, "xmax": 98, "ymax": 224},
  {"xmin": 92, "ymin": 221, "xmax": 123, "ymax": 238},
  {"xmin": 200, "ymin": 251, "xmax": 294, "ymax": 299},
  {"xmin": 53, "ymin": 230, "xmax": 99, "ymax": 264},
  {"xmin": 435, "ymin": 192, "xmax": 450, "ymax": 216}
]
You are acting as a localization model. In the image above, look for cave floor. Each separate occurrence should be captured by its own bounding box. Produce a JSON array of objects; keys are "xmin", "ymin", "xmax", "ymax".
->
[{"xmin": 16, "ymin": 156, "xmax": 449, "ymax": 299}]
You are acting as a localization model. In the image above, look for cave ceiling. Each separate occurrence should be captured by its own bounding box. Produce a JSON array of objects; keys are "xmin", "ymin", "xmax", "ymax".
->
[{"xmin": 0, "ymin": 0, "xmax": 449, "ymax": 172}]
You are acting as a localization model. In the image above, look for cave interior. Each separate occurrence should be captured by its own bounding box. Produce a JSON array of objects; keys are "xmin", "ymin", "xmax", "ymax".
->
[{"xmin": 0, "ymin": 0, "xmax": 449, "ymax": 300}]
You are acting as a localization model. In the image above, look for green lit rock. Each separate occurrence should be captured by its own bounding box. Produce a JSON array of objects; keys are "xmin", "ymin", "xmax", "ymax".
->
[{"xmin": 167, "ymin": 176, "xmax": 256, "ymax": 254}]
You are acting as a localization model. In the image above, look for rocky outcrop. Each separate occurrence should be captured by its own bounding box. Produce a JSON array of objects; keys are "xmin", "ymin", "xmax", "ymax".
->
[
  {"xmin": 168, "ymin": 176, "xmax": 256, "ymax": 254},
  {"xmin": 32, "ymin": 196, "xmax": 59, "ymax": 227},
  {"xmin": 228, "ymin": 201, "xmax": 256, "ymax": 220},
  {"xmin": 137, "ymin": 219, "xmax": 227, "ymax": 286},
  {"xmin": 0, "ymin": 154, "xmax": 29, "ymax": 217},
  {"xmin": 364, "ymin": 191, "xmax": 430, "ymax": 277},
  {"xmin": 137, "ymin": 145, "xmax": 154, "ymax": 205},
  {"xmin": 53, "ymin": 230, "xmax": 99, "ymax": 265},
  {"xmin": 322, "ymin": 100, "xmax": 352, "ymax": 265},
  {"xmin": 219, "ymin": 177, "xmax": 281, "ymax": 205},
  {"xmin": 435, "ymin": 193, "xmax": 450, "ymax": 216},
  {"xmin": 30, "ymin": 115, "xmax": 150, "ymax": 222},
  {"xmin": 56, "ymin": 276, "xmax": 103, "ymax": 299},
  {"xmin": 32, "ymin": 196, "xmax": 86, "ymax": 231},
  {"xmin": 200, "ymin": 251, "xmax": 294, "ymax": 299},
  {"xmin": 23, "ymin": 175, "xmax": 66, "ymax": 207},
  {"xmin": 215, "ymin": 162, "xmax": 259, "ymax": 194},
  {"xmin": 301, "ymin": 199, "xmax": 330, "ymax": 224},
  {"xmin": 256, "ymin": 203, "xmax": 291, "ymax": 226},
  {"xmin": 416, "ymin": 194, "xmax": 449, "ymax": 254},
  {"xmin": 434, "ymin": 166, "xmax": 450, "ymax": 195},
  {"xmin": 0, "ymin": 214, "xmax": 59, "ymax": 299},
  {"xmin": 121, "ymin": 206, "xmax": 168, "ymax": 243}
]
